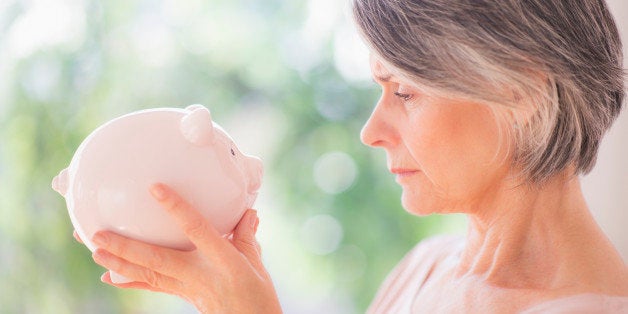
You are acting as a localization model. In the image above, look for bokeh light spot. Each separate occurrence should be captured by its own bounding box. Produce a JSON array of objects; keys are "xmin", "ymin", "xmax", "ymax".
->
[
  {"xmin": 300, "ymin": 214, "xmax": 344, "ymax": 255},
  {"xmin": 7, "ymin": 0, "xmax": 86, "ymax": 58},
  {"xmin": 333, "ymin": 24, "xmax": 371, "ymax": 84},
  {"xmin": 313, "ymin": 151, "xmax": 358, "ymax": 194}
]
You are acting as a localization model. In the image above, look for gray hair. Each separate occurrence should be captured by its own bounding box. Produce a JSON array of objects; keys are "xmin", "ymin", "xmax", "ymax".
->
[{"xmin": 353, "ymin": 0, "xmax": 625, "ymax": 183}]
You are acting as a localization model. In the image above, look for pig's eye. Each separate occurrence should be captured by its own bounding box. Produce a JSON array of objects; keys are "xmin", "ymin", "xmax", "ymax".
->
[{"xmin": 230, "ymin": 148, "xmax": 235, "ymax": 156}]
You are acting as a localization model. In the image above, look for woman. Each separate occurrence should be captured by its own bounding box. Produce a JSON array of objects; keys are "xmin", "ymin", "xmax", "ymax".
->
[{"xmin": 84, "ymin": 0, "xmax": 628, "ymax": 312}]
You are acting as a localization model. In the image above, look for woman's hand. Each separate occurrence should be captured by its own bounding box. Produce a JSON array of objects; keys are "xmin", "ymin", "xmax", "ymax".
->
[{"xmin": 85, "ymin": 183, "xmax": 282, "ymax": 314}]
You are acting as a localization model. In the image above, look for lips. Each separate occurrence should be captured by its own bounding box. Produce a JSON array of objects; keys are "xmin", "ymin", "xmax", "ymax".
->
[{"xmin": 390, "ymin": 168, "xmax": 420, "ymax": 177}]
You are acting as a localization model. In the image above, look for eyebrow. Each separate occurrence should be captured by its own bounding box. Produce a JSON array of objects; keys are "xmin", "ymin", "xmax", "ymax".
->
[{"xmin": 372, "ymin": 74, "xmax": 392, "ymax": 83}]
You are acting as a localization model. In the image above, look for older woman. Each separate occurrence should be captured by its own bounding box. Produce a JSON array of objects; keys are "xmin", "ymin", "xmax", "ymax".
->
[
  {"xmin": 84, "ymin": 0, "xmax": 627, "ymax": 313},
  {"xmin": 353, "ymin": 0, "xmax": 628, "ymax": 312}
]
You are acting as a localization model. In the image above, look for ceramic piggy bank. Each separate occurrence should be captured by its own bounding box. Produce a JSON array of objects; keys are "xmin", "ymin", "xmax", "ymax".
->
[{"xmin": 52, "ymin": 104, "xmax": 263, "ymax": 282}]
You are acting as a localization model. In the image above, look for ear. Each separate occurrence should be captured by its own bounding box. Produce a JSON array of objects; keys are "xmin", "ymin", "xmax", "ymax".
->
[
  {"xmin": 52, "ymin": 168, "xmax": 69, "ymax": 196},
  {"xmin": 180, "ymin": 105, "xmax": 214, "ymax": 146}
]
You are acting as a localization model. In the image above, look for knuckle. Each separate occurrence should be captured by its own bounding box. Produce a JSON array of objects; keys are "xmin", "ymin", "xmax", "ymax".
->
[
  {"xmin": 142, "ymin": 269, "xmax": 160, "ymax": 287},
  {"xmin": 235, "ymin": 237, "xmax": 256, "ymax": 250},
  {"xmin": 234, "ymin": 237, "xmax": 261, "ymax": 259},
  {"xmin": 184, "ymin": 219, "xmax": 207, "ymax": 239},
  {"xmin": 169, "ymin": 197, "xmax": 187, "ymax": 212},
  {"xmin": 112, "ymin": 239, "xmax": 128, "ymax": 256}
]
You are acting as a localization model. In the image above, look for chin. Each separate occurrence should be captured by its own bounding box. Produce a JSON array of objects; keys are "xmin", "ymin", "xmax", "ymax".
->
[{"xmin": 401, "ymin": 191, "xmax": 439, "ymax": 216}]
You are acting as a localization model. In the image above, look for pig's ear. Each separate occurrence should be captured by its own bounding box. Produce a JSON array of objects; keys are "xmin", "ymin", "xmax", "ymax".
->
[
  {"xmin": 185, "ymin": 104, "xmax": 206, "ymax": 111},
  {"xmin": 180, "ymin": 105, "xmax": 215, "ymax": 146},
  {"xmin": 52, "ymin": 168, "xmax": 69, "ymax": 196}
]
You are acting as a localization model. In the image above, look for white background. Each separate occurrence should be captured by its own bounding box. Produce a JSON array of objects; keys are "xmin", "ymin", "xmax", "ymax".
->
[{"xmin": 582, "ymin": 0, "xmax": 628, "ymax": 261}]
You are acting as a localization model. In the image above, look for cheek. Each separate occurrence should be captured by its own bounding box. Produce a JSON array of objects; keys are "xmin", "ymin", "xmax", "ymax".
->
[{"xmin": 406, "ymin": 104, "xmax": 507, "ymax": 198}]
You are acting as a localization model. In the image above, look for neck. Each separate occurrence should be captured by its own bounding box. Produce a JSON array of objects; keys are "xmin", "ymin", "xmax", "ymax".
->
[{"xmin": 457, "ymin": 172, "xmax": 626, "ymax": 292}]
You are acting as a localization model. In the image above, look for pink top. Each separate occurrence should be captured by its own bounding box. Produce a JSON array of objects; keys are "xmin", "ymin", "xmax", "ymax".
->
[{"xmin": 368, "ymin": 236, "xmax": 628, "ymax": 313}]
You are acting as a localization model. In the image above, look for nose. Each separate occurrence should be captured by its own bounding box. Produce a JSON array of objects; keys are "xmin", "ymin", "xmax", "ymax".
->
[{"xmin": 360, "ymin": 99, "xmax": 397, "ymax": 148}]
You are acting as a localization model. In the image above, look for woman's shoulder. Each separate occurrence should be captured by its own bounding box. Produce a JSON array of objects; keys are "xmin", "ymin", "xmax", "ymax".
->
[
  {"xmin": 521, "ymin": 293, "xmax": 628, "ymax": 314},
  {"xmin": 408, "ymin": 235, "xmax": 464, "ymax": 259},
  {"xmin": 391, "ymin": 234, "xmax": 464, "ymax": 281},
  {"xmin": 367, "ymin": 235, "xmax": 464, "ymax": 313}
]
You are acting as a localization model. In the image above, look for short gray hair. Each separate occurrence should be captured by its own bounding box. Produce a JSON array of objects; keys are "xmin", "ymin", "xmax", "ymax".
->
[{"xmin": 353, "ymin": 0, "xmax": 625, "ymax": 183}]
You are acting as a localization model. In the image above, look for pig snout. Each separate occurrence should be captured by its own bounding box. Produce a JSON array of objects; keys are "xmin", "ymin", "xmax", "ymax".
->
[{"xmin": 246, "ymin": 156, "xmax": 263, "ymax": 194}]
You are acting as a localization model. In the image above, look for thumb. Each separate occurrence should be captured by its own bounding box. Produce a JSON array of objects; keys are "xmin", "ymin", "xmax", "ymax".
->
[{"xmin": 232, "ymin": 209, "xmax": 263, "ymax": 268}]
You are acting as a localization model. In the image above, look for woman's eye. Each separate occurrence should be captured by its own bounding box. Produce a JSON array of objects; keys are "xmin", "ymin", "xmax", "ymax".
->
[
  {"xmin": 230, "ymin": 148, "xmax": 235, "ymax": 156},
  {"xmin": 393, "ymin": 91, "xmax": 413, "ymax": 102}
]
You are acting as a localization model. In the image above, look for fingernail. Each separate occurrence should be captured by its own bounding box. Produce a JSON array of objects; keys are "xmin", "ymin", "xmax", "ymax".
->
[
  {"xmin": 101, "ymin": 272, "xmax": 108, "ymax": 282},
  {"xmin": 249, "ymin": 209, "xmax": 259, "ymax": 228},
  {"xmin": 92, "ymin": 232, "xmax": 108, "ymax": 246},
  {"xmin": 150, "ymin": 184, "xmax": 167, "ymax": 201}
]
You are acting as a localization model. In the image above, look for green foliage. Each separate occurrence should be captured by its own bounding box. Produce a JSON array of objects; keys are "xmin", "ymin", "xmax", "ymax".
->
[{"xmin": 0, "ymin": 0, "xmax": 464, "ymax": 313}]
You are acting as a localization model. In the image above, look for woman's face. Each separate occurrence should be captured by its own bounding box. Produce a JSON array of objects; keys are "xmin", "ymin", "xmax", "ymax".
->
[{"xmin": 361, "ymin": 57, "xmax": 513, "ymax": 215}]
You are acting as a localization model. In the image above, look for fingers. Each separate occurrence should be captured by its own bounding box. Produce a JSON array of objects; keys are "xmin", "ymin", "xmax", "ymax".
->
[
  {"xmin": 149, "ymin": 183, "xmax": 224, "ymax": 254},
  {"xmin": 99, "ymin": 271, "xmax": 166, "ymax": 293},
  {"xmin": 92, "ymin": 249, "xmax": 182, "ymax": 292},
  {"xmin": 91, "ymin": 231, "xmax": 190, "ymax": 280},
  {"xmin": 232, "ymin": 209, "xmax": 263, "ymax": 270}
]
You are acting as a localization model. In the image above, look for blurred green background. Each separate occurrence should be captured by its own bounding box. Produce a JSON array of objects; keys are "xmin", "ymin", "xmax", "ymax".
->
[{"xmin": 0, "ymin": 0, "xmax": 476, "ymax": 313}]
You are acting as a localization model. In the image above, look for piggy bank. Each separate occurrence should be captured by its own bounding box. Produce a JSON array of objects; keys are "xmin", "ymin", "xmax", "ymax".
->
[{"xmin": 52, "ymin": 104, "xmax": 263, "ymax": 282}]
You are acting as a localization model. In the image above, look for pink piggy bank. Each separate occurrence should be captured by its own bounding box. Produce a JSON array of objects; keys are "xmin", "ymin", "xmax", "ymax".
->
[{"xmin": 52, "ymin": 104, "xmax": 263, "ymax": 281}]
